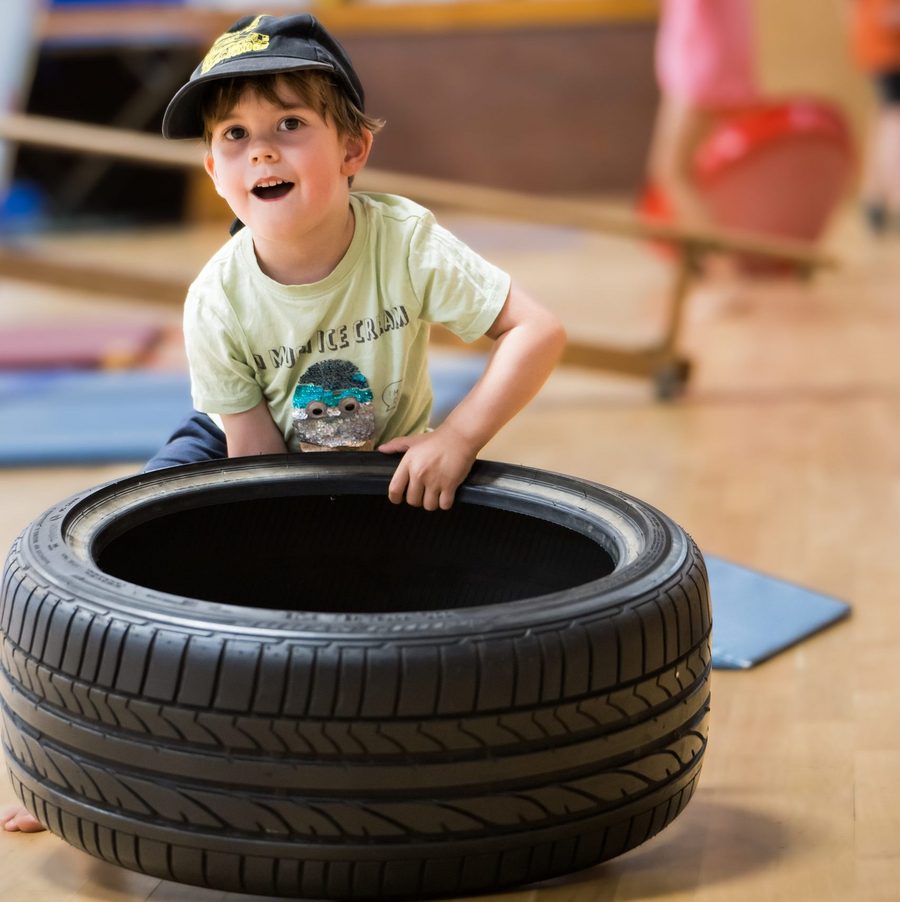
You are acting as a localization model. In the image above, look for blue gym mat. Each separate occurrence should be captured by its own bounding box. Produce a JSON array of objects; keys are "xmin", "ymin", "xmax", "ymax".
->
[
  {"xmin": 0, "ymin": 353, "xmax": 488, "ymax": 467},
  {"xmin": 707, "ymin": 555, "xmax": 850, "ymax": 669},
  {"xmin": 0, "ymin": 369, "xmax": 193, "ymax": 465}
]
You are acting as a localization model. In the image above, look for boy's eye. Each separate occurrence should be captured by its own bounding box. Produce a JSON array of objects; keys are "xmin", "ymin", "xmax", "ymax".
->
[
  {"xmin": 222, "ymin": 126, "xmax": 247, "ymax": 141},
  {"xmin": 279, "ymin": 117, "xmax": 302, "ymax": 132}
]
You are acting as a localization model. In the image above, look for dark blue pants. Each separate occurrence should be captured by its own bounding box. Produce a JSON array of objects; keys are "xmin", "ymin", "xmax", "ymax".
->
[{"xmin": 144, "ymin": 410, "xmax": 227, "ymax": 472}]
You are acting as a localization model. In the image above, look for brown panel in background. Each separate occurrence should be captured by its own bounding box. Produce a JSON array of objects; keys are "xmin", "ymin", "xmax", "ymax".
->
[{"xmin": 343, "ymin": 22, "xmax": 659, "ymax": 195}]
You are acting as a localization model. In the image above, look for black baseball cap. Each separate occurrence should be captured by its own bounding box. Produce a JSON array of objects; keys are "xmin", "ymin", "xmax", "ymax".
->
[{"xmin": 162, "ymin": 13, "xmax": 365, "ymax": 139}]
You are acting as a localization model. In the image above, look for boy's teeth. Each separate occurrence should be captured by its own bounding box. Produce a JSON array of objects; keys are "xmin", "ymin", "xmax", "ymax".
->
[{"xmin": 252, "ymin": 178, "xmax": 293, "ymax": 199}]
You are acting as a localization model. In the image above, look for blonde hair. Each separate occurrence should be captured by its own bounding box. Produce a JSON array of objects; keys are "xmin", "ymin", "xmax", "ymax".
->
[{"xmin": 200, "ymin": 69, "xmax": 384, "ymax": 145}]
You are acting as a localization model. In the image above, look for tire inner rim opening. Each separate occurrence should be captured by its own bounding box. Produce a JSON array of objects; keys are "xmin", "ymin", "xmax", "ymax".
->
[{"xmin": 94, "ymin": 493, "xmax": 617, "ymax": 614}]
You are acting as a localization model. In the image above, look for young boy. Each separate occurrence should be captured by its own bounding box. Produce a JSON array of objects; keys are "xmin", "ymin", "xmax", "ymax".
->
[
  {"xmin": 144, "ymin": 10, "xmax": 565, "ymax": 513},
  {"xmin": 2, "ymin": 18, "xmax": 562, "ymax": 833},
  {"xmin": 1, "ymin": 15, "xmax": 564, "ymax": 836}
]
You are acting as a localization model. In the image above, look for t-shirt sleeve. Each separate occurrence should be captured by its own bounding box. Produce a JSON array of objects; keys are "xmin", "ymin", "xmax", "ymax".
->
[
  {"xmin": 183, "ymin": 287, "xmax": 264, "ymax": 415},
  {"xmin": 407, "ymin": 212, "xmax": 511, "ymax": 342}
]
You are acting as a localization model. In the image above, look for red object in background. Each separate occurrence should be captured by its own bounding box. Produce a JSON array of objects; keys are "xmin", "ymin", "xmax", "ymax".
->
[
  {"xmin": 695, "ymin": 99, "xmax": 854, "ymax": 241},
  {"xmin": 640, "ymin": 99, "xmax": 855, "ymax": 271}
]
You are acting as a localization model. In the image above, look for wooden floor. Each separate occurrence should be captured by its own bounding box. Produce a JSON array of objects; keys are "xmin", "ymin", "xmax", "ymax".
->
[{"xmin": 1, "ymin": 205, "xmax": 899, "ymax": 901}]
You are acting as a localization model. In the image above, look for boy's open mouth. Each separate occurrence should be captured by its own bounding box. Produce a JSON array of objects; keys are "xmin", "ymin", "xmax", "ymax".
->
[{"xmin": 252, "ymin": 178, "xmax": 294, "ymax": 200}]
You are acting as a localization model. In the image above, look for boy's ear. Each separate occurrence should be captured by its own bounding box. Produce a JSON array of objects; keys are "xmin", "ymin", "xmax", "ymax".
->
[
  {"xmin": 204, "ymin": 151, "xmax": 226, "ymax": 198},
  {"xmin": 341, "ymin": 129, "xmax": 373, "ymax": 178}
]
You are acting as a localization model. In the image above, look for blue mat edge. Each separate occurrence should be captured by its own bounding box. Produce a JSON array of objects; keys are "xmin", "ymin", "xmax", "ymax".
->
[{"xmin": 706, "ymin": 554, "xmax": 851, "ymax": 670}]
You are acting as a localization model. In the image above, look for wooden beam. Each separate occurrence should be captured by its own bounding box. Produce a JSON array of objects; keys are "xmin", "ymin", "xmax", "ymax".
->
[
  {"xmin": 0, "ymin": 245, "xmax": 186, "ymax": 305},
  {"xmin": 354, "ymin": 170, "xmax": 835, "ymax": 269},
  {"xmin": 0, "ymin": 113, "xmax": 835, "ymax": 269},
  {"xmin": 39, "ymin": 1, "xmax": 660, "ymax": 45},
  {"xmin": 318, "ymin": 1, "xmax": 661, "ymax": 35},
  {"xmin": 0, "ymin": 112, "xmax": 204, "ymax": 169}
]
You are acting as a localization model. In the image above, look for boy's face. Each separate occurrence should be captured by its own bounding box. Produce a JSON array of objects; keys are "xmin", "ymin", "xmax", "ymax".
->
[{"xmin": 203, "ymin": 79, "xmax": 370, "ymax": 246}]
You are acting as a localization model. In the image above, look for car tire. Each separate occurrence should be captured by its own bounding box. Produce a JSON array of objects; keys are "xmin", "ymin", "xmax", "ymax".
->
[{"xmin": 1, "ymin": 453, "xmax": 711, "ymax": 899}]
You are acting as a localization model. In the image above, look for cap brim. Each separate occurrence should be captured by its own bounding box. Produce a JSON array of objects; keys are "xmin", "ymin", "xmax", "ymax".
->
[{"xmin": 162, "ymin": 57, "xmax": 336, "ymax": 139}]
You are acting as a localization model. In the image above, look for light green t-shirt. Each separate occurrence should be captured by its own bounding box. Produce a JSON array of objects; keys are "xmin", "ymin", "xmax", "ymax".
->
[{"xmin": 183, "ymin": 192, "xmax": 511, "ymax": 452}]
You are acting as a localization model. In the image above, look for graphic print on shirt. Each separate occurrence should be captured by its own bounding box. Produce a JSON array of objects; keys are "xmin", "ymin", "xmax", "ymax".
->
[
  {"xmin": 381, "ymin": 380, "xmax": 402, "ymax": 414},
  {"xmin": 291, "ymin": 359, "xmax": 376, "ymax": 451}
]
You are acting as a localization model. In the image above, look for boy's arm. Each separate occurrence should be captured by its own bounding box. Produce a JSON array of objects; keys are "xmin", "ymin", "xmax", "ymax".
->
[
  {"xmin": 379, "ymin": 284, "xmax": 566, "ymax": 510},
  {"xmin": 220, "ymin": 399, "xmax": 288, "ymax": 457}
]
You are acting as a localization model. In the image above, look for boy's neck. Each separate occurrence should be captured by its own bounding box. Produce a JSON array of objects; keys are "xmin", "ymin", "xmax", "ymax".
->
[{"xmin": 251, "ymin": 202, "xmax": 356, "ymax": 286}]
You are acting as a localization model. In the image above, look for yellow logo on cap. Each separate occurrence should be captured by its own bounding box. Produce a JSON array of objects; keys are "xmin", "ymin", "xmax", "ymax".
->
[{"xmin": 200, "ymin": 15, "xmax": 270, "ymax": 74}]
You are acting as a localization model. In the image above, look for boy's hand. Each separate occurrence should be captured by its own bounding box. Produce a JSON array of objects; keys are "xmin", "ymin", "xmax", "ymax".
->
[{"xmin": 378, "ymin": 426, "xmax": 477, "ymax": 510}]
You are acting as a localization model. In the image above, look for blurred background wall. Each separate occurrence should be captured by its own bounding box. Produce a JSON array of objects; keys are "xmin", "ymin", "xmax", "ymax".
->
[{"xmin": 8, "ymin": 1, "xmax": 878, "ymax": 224}]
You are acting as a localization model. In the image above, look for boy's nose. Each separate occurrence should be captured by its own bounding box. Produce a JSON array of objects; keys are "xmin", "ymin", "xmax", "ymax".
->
[{"xmin": 249, "ymin": 141, "xmax": 279, "ymax": 163}]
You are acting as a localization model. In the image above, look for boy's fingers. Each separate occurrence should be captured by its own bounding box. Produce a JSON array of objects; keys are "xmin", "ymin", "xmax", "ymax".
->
[
  {"xmin": 16, "ymin": 815, "xmax": 46, "ymax": 833},
  {"xmin": 387, "ymin": 465, "xmax": 409, "ymax": 504},
  {"xmin": 404, "ymin": 477, "xmax": 425, "ymax": 508},
  {"xmin": 1, "ymin": 808, "xmax": 44, "ymax": 832},
  {"xmin": 377, "ymin": 437, "xmax": 410, "ymax": 454}
]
